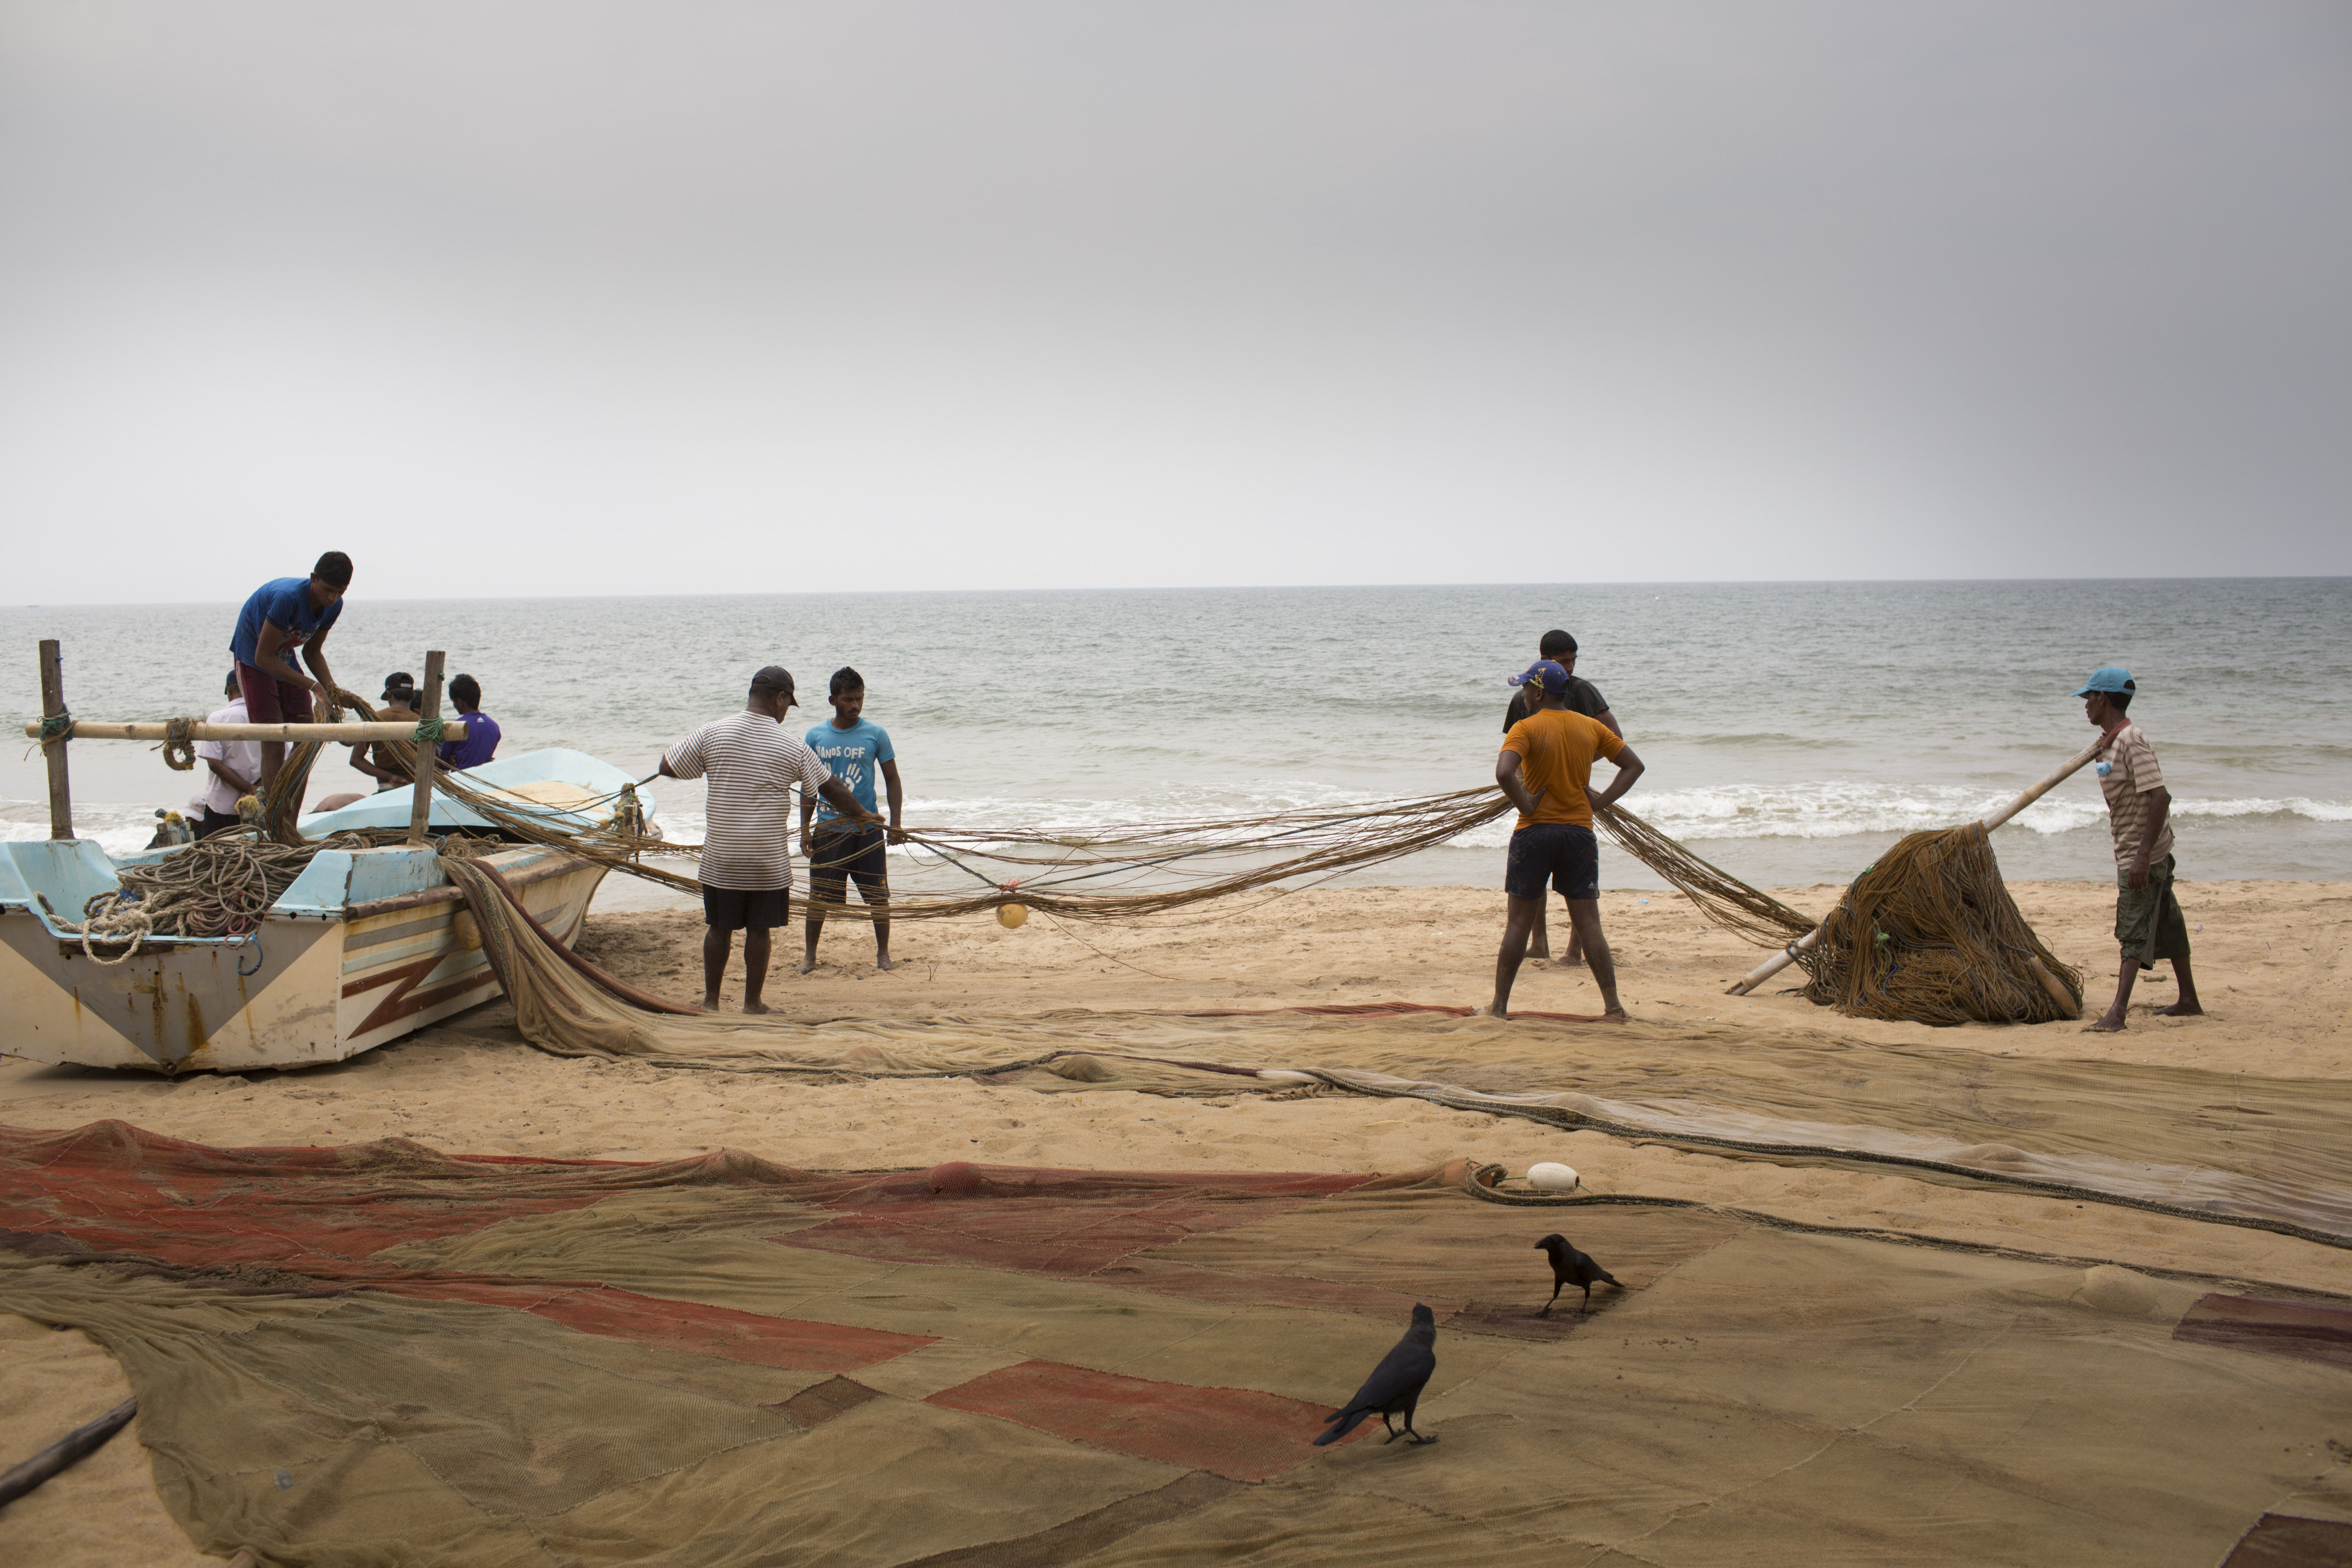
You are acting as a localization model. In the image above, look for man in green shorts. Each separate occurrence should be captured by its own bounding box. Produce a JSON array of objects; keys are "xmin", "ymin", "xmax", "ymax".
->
[{"xmin": 2077, "ymin": 666, "xmax": 2203, "ymax": 1032}]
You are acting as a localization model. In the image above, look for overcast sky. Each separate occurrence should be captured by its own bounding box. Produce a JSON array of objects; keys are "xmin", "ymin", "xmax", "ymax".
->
[{"xmin": 2, "ymin": 1, "xmax": 2346, "ymax": 601}]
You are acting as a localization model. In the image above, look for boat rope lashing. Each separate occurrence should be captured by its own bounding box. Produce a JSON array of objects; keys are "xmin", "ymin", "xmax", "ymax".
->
[
  {"xmin": 37, "ymin": 710, "xmax": 71, "ymax": 742},
  {"xmin": 160, "ymin": 716, "xmax": 198, "ymax": 771},
  {"xmin": 412, "ymin": 716, "xmax": 447, "ymax": 745}
]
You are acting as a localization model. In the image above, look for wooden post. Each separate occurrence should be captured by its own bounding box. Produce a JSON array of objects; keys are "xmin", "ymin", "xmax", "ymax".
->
[
  {"xmin": 37, "ymin": 640, "xmax": 72, "ymax": 840},
  {"xmin": 408, "ymin": 652, "xmax": 445, "ymax": 845}
]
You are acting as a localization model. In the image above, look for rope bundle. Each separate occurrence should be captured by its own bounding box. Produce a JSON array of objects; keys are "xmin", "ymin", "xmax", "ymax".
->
[{"xmin": 49, "ymin": 832, "xmax": 386, "ymax": 965}]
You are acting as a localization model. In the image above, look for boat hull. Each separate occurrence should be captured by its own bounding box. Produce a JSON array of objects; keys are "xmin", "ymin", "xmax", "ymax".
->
[{"xmin": 0, "ymin": 845, "xmax": 606, "ymax": 1073}]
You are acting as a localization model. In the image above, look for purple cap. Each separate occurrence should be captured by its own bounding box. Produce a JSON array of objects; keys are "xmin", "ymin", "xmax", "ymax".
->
[{"xmin": 1508, "ymin": 660, "xmax": 1571, "ymax": 694}]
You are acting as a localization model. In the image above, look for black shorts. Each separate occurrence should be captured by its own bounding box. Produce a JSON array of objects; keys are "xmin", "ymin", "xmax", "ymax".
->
[
  {"xmin": 195, "ymin": 807, "xmax": 244, "ymax": 841},
  {"xmin": 808, "ymin": 826, "xmax": 888, "ymax": 905},
  {"xmin": 1505, "ymin": 823, "xmax": 1599, "ymax": 902},
  {"xmin": 703, "ymin": 885, "xmax": 791, "ymax": 932}
]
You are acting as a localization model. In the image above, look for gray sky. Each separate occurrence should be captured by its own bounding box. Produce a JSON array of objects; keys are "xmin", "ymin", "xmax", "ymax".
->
[{"xmin": 3, "ymin": 1, "xmax": 2347, "ymax": 601}]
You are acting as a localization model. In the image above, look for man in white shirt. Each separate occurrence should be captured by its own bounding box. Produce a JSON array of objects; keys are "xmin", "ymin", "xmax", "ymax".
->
[
  {"xmin": 659, "ymin": 665, "xmax": 881, "ymax": 1013},
  {"xmin": 192, "ymin": 670, "xmax": 264, "ymax": 840}
]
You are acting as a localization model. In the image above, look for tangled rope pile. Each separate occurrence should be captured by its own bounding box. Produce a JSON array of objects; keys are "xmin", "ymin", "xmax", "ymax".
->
[
  {"xmin": 43, "ymin": 831, "xmax": 391, "ymax": 965},
  {"xmin": 1798, "ymin": 824, "xmax": 2082, "ymax": 1024}
]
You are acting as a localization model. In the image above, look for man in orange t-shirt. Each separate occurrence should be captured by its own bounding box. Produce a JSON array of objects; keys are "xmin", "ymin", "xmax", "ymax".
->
[{"xmin": 1487, "ymin": 660, "xmax": 1646, "ymax": 1019}]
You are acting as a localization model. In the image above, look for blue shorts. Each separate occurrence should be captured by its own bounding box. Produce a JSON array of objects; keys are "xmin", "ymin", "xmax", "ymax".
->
[
  {"xmin": 809, "ymin": 825, "xmax": 888, "ymax": 905},
  {"xmin": 1505, "ymin": 823, "xmax": 1599, "ymax": 902}
]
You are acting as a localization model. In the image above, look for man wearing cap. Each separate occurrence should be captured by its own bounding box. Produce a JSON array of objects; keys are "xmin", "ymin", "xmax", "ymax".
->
[
  {"xmin": 1502, "ymin": 630, "xmax": 1622, "ymax": 966},
  {"xmin": 2076, "ymin": 666, "xmax": 2202, "ymax": 1032},
  {"xmin": 1485, "ymin": 659, "xmax": 1645, "ymax": 1020},
  {"xmin": 229, "ymin": 551, "xmax": 353, "ymax": 816},
  {"xmin": 659, "ymin": 667, "xmax": 883, "ymax": 1014}
]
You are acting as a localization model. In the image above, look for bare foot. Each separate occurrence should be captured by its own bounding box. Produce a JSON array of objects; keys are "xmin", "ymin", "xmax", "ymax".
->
[
  {"xmin": 1471, "ymin": 1004, "xmax": 1508, "ymax": 1020},
  {"xmin": 2083, "ymin": 1014, "xmax": 2126, "ymax": 1032},
  {"xmin": 699, "ymin": 995, "xmax": 721, "ymax": 1014},
  {"xmin": 2154, "ymin": 1001, "xmax": 2203, "ymax": 1017},
  {"xmin": 796, "ymin": 957, "xmax": 818, "ymax": 975},
  {"xmin": 875, "ymin": 954, "xmax": 897, "ymax": 971},
  {"xmin": 1603, "ymin": 1007, "xmax": 1630, "ymax": 1021},
  {"xmin": 743, "ymin": 999, "xmax": 773, "ymax": 1015}
]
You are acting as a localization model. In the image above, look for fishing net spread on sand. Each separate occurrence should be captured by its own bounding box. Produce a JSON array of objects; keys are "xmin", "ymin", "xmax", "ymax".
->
[
  {"xmin": 4, "ymin": 1121, "xmax": 2348, "ymax": 1568},
  {"xmin": 439, "ymin": 858, "xmax": 2352, "ymax": 1245}
]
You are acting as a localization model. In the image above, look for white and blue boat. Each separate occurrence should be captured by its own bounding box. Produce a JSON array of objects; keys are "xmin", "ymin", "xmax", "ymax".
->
[{"xmin": 0, "ymin": 749, "xmax": 652, "ymax": 1074}]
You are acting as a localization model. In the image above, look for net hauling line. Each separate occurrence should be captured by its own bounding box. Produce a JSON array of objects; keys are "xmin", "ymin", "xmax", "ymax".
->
[
  {"xmin": 35, "ymin": 690, "xmax": 2096, "ymax": 1025},
  {"xmin": 282, "ymin": 693, "xmax": 1832, "ymax": 932}
]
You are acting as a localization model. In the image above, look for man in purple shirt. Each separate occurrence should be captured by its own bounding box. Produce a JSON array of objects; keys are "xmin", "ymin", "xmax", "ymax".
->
[{"xmin": 437, "ymin": 674, "xmax": 502, "ymax": 770}]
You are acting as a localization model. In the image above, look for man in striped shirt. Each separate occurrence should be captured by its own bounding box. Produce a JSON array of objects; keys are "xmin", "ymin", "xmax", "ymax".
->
[{"xmin": 660, "ymin": 666, "xmax": 881, "ymax": 1013}]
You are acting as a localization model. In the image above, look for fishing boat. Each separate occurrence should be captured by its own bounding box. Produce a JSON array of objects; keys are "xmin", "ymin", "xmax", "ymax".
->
[{"xmin": 0, "ymin": 747, "xmax": 654, "ymax": 1074}]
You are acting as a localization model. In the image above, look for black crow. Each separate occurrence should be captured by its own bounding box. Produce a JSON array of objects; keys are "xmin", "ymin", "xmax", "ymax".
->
[
  {"xmin": 1535, "ymin": 1233, "xmax": 1622, "ymax": 1315},
  {"xmin": 1314, "ymin": 1303, "xmax": 1439, "ymax": 1447}
]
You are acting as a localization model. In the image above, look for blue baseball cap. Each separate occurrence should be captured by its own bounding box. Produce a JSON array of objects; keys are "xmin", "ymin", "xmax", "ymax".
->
[
  {"xmin": 1509, "ymin": 660, "xmax": 1571, "ymax": 695},
  {"xmin": 2073, "ymin": 666, "xmax": 2137, "ymax": 697}
]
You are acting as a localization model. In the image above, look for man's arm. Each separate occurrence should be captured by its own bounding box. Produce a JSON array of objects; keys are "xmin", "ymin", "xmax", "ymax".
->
[
  {"xmin": 1495, "ymin": 750, "xmax": 1545, "ymax": 816},
  {"xmin": 800, "ymin": 782, "xmax": 817, "ymax": 858},
  {"xmin": 251, "ymin": 620, "xmax": 316, "ymax": 693},
  {"xmin": 881, "ymin": 758, "xmax": 905, "ymax": 844},
  {"xmin": 817, "ymin": 777, "xmax": 880, "ymax": 823},
  {"xmin": 347, "ymin": 740, "xmax": 398, "ymax": 784},
  {"xmin": 1595, "ymin": 708, "xmax": 1623, "ymax": 739},
  {"xmin": 302, "ymin": 624, "xmax": 338, "ymax": 704},
  {"xmin": 1591, "ymin": 745, "xmax": 1645, "ymax": 813},
  {"xmin": 205, "ymin": 757, "xmax": 255, "ymax": 796},
  {"xmin": 2130, "ymin": 785, "xmax": 2171, "ymax": 890}
]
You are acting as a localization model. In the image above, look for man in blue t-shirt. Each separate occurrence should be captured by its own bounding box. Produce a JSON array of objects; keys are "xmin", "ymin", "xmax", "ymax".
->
[
  {"xmin": 799, "ymin": 667, "xmax": 905, "ymax": 972},
  {"xmin": 228, "ymin": 551, "xmax": 353, "ymax": 811}
]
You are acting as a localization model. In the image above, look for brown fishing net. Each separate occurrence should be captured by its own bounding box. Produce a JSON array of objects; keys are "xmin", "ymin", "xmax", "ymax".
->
[
  {"xmin": 255, "ymin": 688, "xmax": 2072, "ymax": 1027},
  {"xmin": 1794, "ymin": 824, "xmax": 2084, "ymax": 1025},
  {"xmin": 5, "ymin": 1122, "xmax": 2350, "ymax": 1567}
]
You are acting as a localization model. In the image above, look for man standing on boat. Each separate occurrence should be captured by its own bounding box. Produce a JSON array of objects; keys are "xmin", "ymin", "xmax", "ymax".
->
[
  {"xmin": 1501, "ymin": 630, "xmax": 1622, "ymax": 967},
  {"xmin": 229, "ymin": 552, "xmax": 352, "ymax": 817},
  {"xmin": 660, "ymin": 666, "xmax": 881, "ymax": 1014}
]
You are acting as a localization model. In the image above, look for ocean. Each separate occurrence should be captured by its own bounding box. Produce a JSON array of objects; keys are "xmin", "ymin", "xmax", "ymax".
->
[{"xmin": 5, "ymin": 580, "xmax": 2347, "ymax": 912}]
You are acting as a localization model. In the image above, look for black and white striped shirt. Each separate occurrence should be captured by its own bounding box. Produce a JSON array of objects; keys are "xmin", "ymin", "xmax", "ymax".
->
[{"xmin": 664, "ymin": 710, "xmax": 833, "ymax": 890}]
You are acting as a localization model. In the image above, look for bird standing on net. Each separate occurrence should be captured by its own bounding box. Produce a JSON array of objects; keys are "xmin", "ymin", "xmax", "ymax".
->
[
  {"xmin": 1535, "ymin": 1233, "xmax": 1622, "ymax": 1316},
  {"xmin": 1315, "ymin": 1303, "xmax": 1440, "ymax": 1447}
]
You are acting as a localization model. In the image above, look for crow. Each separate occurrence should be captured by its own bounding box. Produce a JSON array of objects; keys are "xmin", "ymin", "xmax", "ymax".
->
[
  {"xmin": 1314, "ymin": 1303, "xmax": 1439, "ymax": 1447},
  {"xmin": 1535, "ymin": 1233, "xmax": 1622, "ymax": 1316}
]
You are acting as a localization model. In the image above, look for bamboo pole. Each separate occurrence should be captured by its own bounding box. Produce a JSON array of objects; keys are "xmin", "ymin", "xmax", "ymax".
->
[
  {"xmin": 1725, "ymin": 738, "xmax": 2106, "ymax": 997},
  {"xmin": 19, "ymin": 720, "xmax": 468, "ymax": 743},
  {"xmin": 0, "ymin": 1398, "xmax": 138, "ymax": 1508},
  {"xmin": 409, "ymin": 653, "xmax": 445, "ymax": 845},
  {"xmin": 37, "ymin": 640, "xmax": 72, "ymax": 840}
]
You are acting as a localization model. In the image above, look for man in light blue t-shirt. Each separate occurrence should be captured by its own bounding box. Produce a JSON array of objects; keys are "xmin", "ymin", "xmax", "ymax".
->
[{"xmin": 799, "ymin": 666, "xmax": 905, "ymax": 972}]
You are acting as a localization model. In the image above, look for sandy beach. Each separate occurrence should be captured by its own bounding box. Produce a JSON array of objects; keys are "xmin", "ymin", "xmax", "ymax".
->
[{"xmin": 5, "ymin": 877, "xmax": 2348, "ymax": 1563}]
